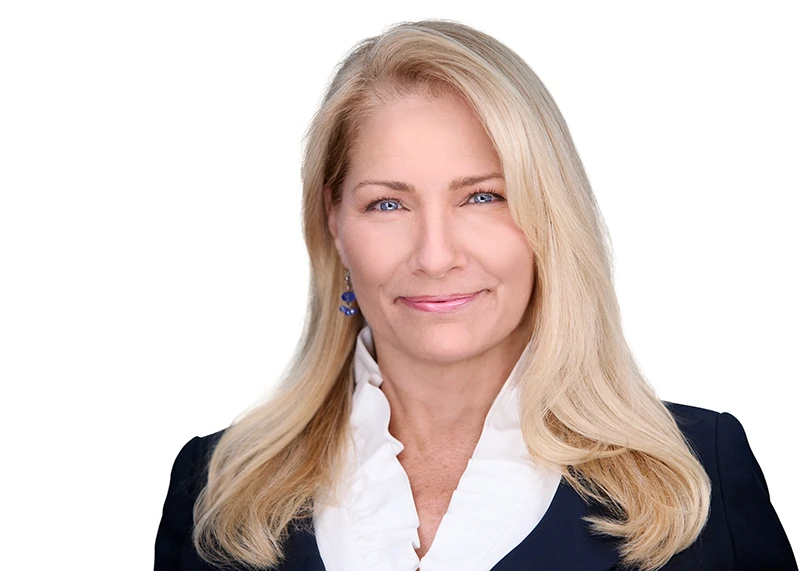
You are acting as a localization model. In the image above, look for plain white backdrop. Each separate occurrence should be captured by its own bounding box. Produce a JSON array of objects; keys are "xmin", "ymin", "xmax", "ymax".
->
[{"xmin": 1, "ymin": 1, "xmax": 797, "ymax": 568}]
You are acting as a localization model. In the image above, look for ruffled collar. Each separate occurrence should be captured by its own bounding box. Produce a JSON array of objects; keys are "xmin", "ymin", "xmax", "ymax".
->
[{"xmin": 314, "ymin": 326, "xmax": 561, "ymax": 571}]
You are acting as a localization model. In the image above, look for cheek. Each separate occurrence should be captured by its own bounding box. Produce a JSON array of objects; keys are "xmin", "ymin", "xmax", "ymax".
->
[
  {"xmin": 471, "ymin": 221, "xmax": 535, "ymax": 287},
  {"xmin": 337, "ymin": 219, "xmax": 404, "ymax": 293}
]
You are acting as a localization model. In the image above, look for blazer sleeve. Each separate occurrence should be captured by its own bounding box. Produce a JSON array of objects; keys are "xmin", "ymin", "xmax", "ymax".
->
[
  {"xmin": 716, "ymin": 412, "xmax": 797, "ymax": 569},
  {"xmin": 154, "ymin": 436, "xmax": 216, "ymax": 571}
]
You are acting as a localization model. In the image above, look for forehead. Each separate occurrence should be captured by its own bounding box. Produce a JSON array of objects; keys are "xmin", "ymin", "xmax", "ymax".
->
[{"xmin": 344, "ymin": 92, "xmax": 501, "ymax": 187}]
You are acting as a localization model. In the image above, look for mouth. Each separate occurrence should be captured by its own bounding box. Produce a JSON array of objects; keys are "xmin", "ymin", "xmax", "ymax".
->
[{"xmin": 398, "ymin": 291, "xmax": 484, "ymax": 313}]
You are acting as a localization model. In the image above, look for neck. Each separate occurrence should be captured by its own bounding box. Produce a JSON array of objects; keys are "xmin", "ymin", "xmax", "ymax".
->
[{"xmin": 373, "ymin": 325, "xmax": 530, "ymax": 453}]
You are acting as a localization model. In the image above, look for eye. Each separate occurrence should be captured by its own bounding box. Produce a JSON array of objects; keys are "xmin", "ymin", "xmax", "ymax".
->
[
  {"xmin": 366, "ymin": 198, "xmax": 403, "ymax": 212},
  {"xmin": 467, "ymin": 191, "xmax": 505, "ymax": 204}
]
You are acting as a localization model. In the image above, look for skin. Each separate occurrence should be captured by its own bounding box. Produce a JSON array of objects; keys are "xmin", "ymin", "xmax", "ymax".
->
[{"xmin": 325, "ymin": 92, "xmax": 535, "ymax": 559}]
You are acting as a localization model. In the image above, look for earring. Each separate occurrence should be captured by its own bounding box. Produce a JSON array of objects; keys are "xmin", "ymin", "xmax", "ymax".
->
[{"xmin": 339, "ymin": 270, "xmax": 358, "ymax": 316}]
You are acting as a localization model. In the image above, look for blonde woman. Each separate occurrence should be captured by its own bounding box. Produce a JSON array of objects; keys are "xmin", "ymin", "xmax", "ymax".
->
[{"xmin": 154, "ymin": 20, "xmax": 796, "ymax": 571}]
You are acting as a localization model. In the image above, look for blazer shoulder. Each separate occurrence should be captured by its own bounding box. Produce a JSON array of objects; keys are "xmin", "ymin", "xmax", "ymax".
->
[
  {"xmin": 154, "ymin": 429, "xmax": 227, "ymax": 571},
  {"xmin": 663, "ymin": 400, "xmax": 721, "ymax": 425},
  {"xmin": 660, "ymin": 401, "xmax": 749, "ymax": 476},
  {"xmin": 194, "ymin": 429, "xmax": 227, "ymax": 468},
  {"xmin": 661, "ymin": 401, "xmax": 798, "ymax": 568},
  {"xmin": 173, "ymin": 429, "xmax": 227, "ymax": 497},
  {"xmin": 663, "ymin": 401, "xmax": 721, "ymax": 452}
]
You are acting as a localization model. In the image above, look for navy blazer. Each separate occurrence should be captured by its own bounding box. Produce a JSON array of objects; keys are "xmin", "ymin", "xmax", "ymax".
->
[{"xmin": 155, "ymin": 403, "xmax": 797, "ymax": 570}]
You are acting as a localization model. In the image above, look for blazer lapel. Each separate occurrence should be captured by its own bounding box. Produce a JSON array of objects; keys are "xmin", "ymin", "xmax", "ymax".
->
[
  {"xmin": 491, "ymin": 478, "xmax": 620, "ymax": 571},
  {"xmin": 278, "ymin": 519, "xmax": 326, "ymax": 571},
  {"xmin": 282, "ymin": 479, "xmax": 620, "ymax": 571}
]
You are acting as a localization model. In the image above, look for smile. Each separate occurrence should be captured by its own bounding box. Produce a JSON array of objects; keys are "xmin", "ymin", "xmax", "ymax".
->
[{"xmin": 398, "ymin": 291, "xmax": 483, "ymax": 313}]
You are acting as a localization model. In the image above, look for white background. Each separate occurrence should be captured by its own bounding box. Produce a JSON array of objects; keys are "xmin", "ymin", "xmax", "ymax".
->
[{"xmin": 1, "ymin": 1, "xmax": 797, "ymax": 568}]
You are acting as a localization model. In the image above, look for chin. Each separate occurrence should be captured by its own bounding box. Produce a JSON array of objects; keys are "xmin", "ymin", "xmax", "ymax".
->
[{"xmin": 398, "ymin": 323, "xmax": 494, "ymax": 364}]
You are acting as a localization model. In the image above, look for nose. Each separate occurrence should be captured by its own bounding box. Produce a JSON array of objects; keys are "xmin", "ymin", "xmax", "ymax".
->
[{"xmin": 408, "ymin": 206, "xmax": 467, "ymax": 278}]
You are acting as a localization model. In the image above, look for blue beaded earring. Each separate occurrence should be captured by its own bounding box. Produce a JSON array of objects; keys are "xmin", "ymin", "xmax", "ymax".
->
[{"xmin": 339, "ymin": 270, "xmax": 358, "ymax": 316}]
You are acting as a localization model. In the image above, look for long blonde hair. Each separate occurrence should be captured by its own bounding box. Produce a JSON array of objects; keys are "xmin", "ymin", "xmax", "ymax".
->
[{"xmin": 194, "ymin": 20, "xmax": 710, "ymax": 571}]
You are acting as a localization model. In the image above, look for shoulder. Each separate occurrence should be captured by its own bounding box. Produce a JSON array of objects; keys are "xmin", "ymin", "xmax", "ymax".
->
[
  {"xmin": 663, "ymin": 400, "xmax": 720, "ymax": 431},
  {"xmin": 155, "ymin": 429, "xmax": 322, "ymax": 570},
  {"xmin": 661, "ymin": 401, "xmax": 772, "ymax": 487},
  {"xmin": 660, "ymin": 401, "xmax": 724, "ymax": 473},
  {"xmin": 172, "ymin": 430, "xmax": 226, "ymax": 489},
  {"xmin": 163, "ymin": 428, "xmax": 227, "ymax": 515},
  {"xmin": 154, "ymin": 429, "xmax": 227, "ymax": 571},
  {"xmin": 660, "ymin": 401, "xmax": 797, "ymax": 568},
  {"xmin": 661, "ymin": 400, "xmax": 766, "ymax": 508},
  {"xmin": 163, "ymin": 429, "xmax": 227, "ymax": 506}
]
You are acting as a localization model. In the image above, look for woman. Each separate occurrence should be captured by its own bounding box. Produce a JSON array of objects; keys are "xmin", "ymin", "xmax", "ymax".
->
[{"xmin": 155, "ymin": 20, "xmax": 796, "ymax": 571}]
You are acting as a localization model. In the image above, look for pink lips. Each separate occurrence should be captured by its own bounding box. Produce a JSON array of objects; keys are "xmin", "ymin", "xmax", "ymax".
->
[{"xmin": 399, "ymin": 291, "xmax": 482, "ymax": 313}]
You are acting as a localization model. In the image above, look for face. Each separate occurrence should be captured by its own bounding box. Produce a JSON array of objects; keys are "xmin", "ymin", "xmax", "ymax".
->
[{"xmin": 326, "ymin": 92, "xmax": 535, "ymax": 365}]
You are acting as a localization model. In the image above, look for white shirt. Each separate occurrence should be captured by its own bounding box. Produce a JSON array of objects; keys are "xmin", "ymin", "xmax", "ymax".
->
[{"xmin": 313, "ymin": 326, "xmax": 562, "ymax": 571}]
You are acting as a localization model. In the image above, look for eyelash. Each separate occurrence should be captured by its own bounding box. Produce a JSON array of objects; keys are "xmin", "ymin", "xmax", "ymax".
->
[{"xmin": 364, "ymin": 190, "xmax": 506, "ymax": 212}]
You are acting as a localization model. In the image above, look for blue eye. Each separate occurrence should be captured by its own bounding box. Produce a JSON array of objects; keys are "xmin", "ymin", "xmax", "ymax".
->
[
  {"xmin": 468, "ymin": 191, "xmax": 503, "ymax": 204},
  {"xmin": 369, "ymin": 199, "xmax": 402, "ymax": 211}
]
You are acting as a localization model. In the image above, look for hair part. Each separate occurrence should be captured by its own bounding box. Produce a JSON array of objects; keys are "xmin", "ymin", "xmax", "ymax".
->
[{"xmin": 194, "ymin": 20, "xmax": 710, "ymax": 571}]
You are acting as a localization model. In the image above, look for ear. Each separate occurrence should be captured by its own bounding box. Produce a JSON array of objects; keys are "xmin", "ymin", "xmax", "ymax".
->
[{"xmin": 323, "ymin": 185, "xmax": 347, "ymax": 265}]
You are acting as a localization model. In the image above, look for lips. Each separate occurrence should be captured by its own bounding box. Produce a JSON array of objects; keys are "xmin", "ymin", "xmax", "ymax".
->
[{"xmin": 399, "ymin": 291, "xmax": 483, "ymax": 313}]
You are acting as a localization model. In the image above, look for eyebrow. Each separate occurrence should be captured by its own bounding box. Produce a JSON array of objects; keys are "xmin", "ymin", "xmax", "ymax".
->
[{"xmin": 351, "ymin": 172, "xmax": 504, "ymax": 195}]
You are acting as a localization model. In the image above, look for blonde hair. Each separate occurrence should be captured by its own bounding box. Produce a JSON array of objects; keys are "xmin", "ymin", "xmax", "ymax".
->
[{"xmin": 194, "ymin": 20, "xmax": 711, "ymax": 570}]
